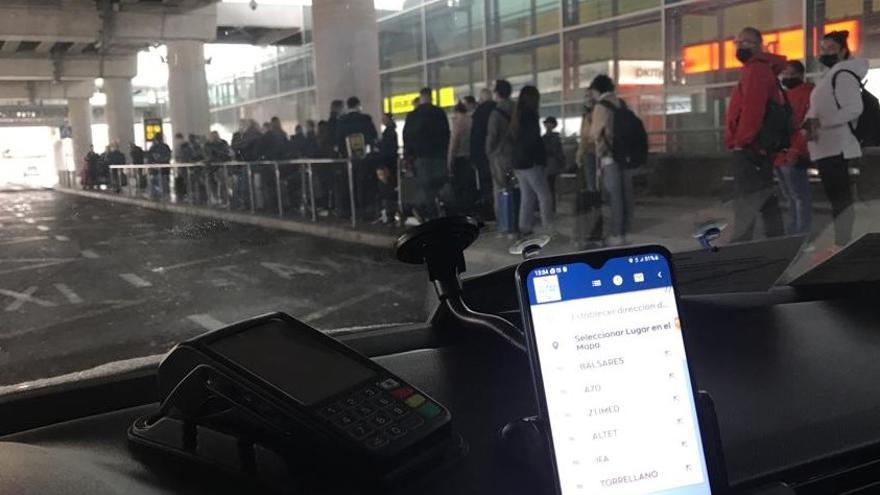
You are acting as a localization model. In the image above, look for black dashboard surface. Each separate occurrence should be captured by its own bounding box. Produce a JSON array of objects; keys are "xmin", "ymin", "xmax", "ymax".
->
[{"xmin": 4, "ymin": 294, "xmax": 880, "ymax": 493}]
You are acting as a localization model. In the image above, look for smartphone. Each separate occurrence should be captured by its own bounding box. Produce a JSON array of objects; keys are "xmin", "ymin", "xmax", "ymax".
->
[{"xmin": 516, "ymin": 247, "xmax": 714, "ymax": 495}]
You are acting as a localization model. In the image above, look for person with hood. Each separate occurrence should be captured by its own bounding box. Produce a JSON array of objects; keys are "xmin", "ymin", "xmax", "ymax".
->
[
  {"xmin": 725, "ymin": 26, "xmax": 785, "ymax": 243},
  {"xmin": 773, "ymin": 60, "xmax": 814, "ymax": 237},
  {"xmin": 804, "ymin": 30, "xmax": 866, "ymax": 252}
]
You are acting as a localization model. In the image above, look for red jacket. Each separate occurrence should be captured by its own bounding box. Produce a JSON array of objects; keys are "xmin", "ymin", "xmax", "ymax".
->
[
  {"xmin": 725, "ymin": 52, "xmax": 787, "ymax": 151},
  {"xmin": 774, "ymin": 82, "xmax": 814, "ymax": 166}
]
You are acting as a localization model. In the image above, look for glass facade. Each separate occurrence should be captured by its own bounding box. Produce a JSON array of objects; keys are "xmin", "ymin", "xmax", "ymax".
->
[{"xmin": 376, "ymin": 0, "xmax": 880, "ymax": 151}]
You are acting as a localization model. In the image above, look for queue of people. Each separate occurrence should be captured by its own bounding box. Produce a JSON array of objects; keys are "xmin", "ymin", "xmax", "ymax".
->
[
  {"xmin": 82, "ymin": 27, "xmax": 874, "ymax": 252},
  {"xmin": 727, "ymin": 27, "xmax": 870, "ymax": 255}
]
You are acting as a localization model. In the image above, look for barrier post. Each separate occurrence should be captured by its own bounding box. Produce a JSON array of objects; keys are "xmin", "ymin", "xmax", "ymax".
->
[{"xmin": 275, "ymin": 162, "xmax": 283, "ymax": 217}]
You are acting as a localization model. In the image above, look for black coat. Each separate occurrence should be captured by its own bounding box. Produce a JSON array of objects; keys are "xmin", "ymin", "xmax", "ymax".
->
[
  {"xmin": 469, "ymin": 100, "xmax": 496, "ymax": 161},
  {"xmin": 379, "ymin": 126, "xmax": 398, "ymax": 165},
  {"xmin": 130, "ymin": 146, "xmax": 145, "ymax": 165},
  {"xmin": 513, "ymin": 109, "xmax": 546, "ymax": 170},
  {"xmin": 403, "ymin": 103, "xmax": 450, "ymax": 159},
  {"xmin": 107, "ymin": 150, "xmax": 127, "ymax": 165},
  {"xmin": 336, "ymin": 111, "xmax": 378, "ymax": 156}
]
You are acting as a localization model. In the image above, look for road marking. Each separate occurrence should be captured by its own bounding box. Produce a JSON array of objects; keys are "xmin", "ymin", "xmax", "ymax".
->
[
  {"xmin": 81, "ymin": 249, "xmax": 99, "ymax": 259},
  {"xmin": 261, "ymin": 261, "xmax": 326, "ymax": 279},
  {"xmin": 300, "ymin": 274, "xmax": 421, "ymax": 323},
  {"xmin": 54, "ymin": 235, "xmax": 70, "ymax": 242},
  {"xmin": 0, "ymin": 236, "xmax": 50, "ymax": 246},
  {"xmin": 151, "ymin": 249, "xmax": 250, "ymax": 273},
  {"xmin": 187, "ymin": 313, "xmax": 226, "ymax": 330},
  {"xmin": 0, "ymin": 261, "xmax": 74, "ymax": 276},
  {"xmin": 215, "ymin": 264, "xmax": 259, "ymax": 283},
  {"xmin": 23, "ymin": 218, "xmax": 34, "ymax": 224},
  {"xmin": 0, "ymin": 299, "xmax": 144, "ymax": 341},
  {"xmin": 1, "ymin": 286, "xmax": 57, "ymax": 312},
  {"xmin": 36, "ymin": 225, "xmax": 50, "ymax": 231},
  {"xmin": 119, "ymin": 273, "xmax": 152, "ymax": 288},
  {"xmin": 53, "ymin": 283, "xmax": 83, "ymax": 304}
]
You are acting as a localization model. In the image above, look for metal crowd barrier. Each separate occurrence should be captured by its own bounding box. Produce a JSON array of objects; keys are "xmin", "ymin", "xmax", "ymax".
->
[{"xmin": 60, "ymin": 158, "xmax": 360, "ymax": 227}]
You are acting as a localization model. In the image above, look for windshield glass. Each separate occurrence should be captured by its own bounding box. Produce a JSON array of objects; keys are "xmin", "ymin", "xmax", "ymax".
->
[{"xmin": 2, "ymin": 0, "xmax": 879, "ymax": 392}]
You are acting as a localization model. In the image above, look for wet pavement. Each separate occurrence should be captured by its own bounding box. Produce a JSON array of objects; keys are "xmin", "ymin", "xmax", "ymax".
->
[{"xmin": 0, "ymin": 190, "xmax": 427, "ymax": 386}]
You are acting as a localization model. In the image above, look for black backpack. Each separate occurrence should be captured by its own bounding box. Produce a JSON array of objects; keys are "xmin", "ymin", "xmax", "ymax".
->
[
  {"xmin": 754, "ymin": 83, "xmax": 793, "ymax": 154},
  {"xmin": 598, "ymin": 99, "xmax": 648, "ymax": 168},
  {"xmin": 832, "ymin": 69, "xmax": 880, "ymax": 147}
]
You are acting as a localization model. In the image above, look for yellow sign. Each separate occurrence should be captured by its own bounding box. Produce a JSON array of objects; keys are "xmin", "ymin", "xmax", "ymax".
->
[
  {"xmin": 143, "ymin": 118, "xmax": 163, "ymax": 142},
  {"xmin": 383, "ymin": 87, "xmax": 456, "ymax": 115}
]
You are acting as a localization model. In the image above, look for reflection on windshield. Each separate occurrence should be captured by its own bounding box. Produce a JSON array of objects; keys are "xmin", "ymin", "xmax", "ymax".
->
[{"xmin": 2, "ymin": 0, "xmax": 880, "ymax": 391}]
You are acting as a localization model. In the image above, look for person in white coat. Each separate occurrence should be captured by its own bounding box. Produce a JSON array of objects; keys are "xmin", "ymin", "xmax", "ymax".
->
[{"xmin": 804, "ymin": 30, "xmax": 866, "ymax": 250}]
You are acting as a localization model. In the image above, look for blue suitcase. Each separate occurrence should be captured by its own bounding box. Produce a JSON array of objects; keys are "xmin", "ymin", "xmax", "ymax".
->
[{"xmin": 498, "ymin": 187, "xmax": 520, "ymax": 233}]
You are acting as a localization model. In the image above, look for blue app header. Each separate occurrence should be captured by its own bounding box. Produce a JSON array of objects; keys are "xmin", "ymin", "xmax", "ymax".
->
[{"xmin": 526, "ymin": 254, "xmax": 673, "ymax": 305}]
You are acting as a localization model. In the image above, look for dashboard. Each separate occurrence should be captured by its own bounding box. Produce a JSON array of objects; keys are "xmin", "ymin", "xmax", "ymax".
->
[{"xmin": 2, "ymin": 263, "xmax": 880, "ymax": 494}]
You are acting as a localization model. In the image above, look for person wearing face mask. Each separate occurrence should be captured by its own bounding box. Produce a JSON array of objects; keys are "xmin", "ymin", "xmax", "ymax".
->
[
  {"xmin": 725, "ymin": 26, "xmax": 787, "ymax": 243},
  {"xmin": 773, "ymin": 60, "xmax": 814, "ymax": 238},
  {"xmin": 803, "ymin": 30, "xmax": 867, "ymax": 252}
]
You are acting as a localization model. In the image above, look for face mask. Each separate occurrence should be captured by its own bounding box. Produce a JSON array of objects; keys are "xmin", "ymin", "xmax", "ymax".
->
[
  {"xmin": 819, "ymin": 54, "xmax": 840, "ymax": 68},
  {"xmin": 735, "ymin": 48, "xmax": 754, "ymax": 63},
  {"xmin": 781, "ymin": 78, "xmax": 803, "ymax": 89}
]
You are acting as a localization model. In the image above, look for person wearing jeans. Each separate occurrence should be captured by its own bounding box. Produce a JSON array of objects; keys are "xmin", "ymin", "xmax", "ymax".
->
[
  {"xmin": 589, "ymin": 75, "xmax": 633, "ymax": 246},
  {"xmin": 804, "ymin": 30, "xmax": 866, "ymax": 250},
  {"xmin": 774, "ymin": 161, "xmax": 812, "ymax": 235},
  {"xmin": 774, "ymin": 60, "xmax": 814, "ymax": 237},
  {"xmin": 510, "ymin": 85, "xmax": 553, "ymax": 235},
  {"xmin": 600, "ymin": 161, "xmax": 634, "ymax": 243}
]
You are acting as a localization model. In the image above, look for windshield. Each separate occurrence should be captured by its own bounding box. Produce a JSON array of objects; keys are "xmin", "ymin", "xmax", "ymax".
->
[{"xmin": 2, "ymin": 0, "xmax": 879, "ymax": 392}]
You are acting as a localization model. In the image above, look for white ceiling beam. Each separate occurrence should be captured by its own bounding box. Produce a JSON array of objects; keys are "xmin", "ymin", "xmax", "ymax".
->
[
  {"xmin": 34, "ymin": 41, "xmax": 54, "ymax": 53},
  {"xmin": 2, "ymin": 41, "xmax": 21, "ymax": 53},
  {"xmin": 0, "ymin": 54, "xmax": 137, "ymax": 81}
]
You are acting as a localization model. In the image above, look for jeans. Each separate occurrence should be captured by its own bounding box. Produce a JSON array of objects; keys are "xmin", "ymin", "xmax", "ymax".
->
[
  {"xmin": 600, "ymin": 161, "xmax": 634, "ymax": 238},
  {"xmin": 513, "ymin": 166, "xmax": 554, "ymax": 234},
  {"xmin": 489, "ymin": 156, "xmax": 512, "ymax": 225},
  {"xmin": 816, "ymin": 154, "xmax": 854, "ymax": 246},
  {"xmin": 730, "ymin": 151, "xmax": 784, "ymax": 243},
  {"xmin": 774, "ymin": 163, "xmax": 813, "ymax": 236}
]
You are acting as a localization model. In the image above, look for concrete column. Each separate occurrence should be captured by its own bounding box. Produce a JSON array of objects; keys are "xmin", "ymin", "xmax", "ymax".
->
[
  {"xmin": 104, "ymin": 77, "xmax": 136, "ymax": 151},
  {"xmin": 312, "ymin": 0, "xmax": 381, "ymax": 119},
  {"xmin": 166, "ymin": 40, "xmax": 211, "ymax": 137},
  {"xmin": 68, "ymin": 97, "xmax": 92, "ymax": 174}
]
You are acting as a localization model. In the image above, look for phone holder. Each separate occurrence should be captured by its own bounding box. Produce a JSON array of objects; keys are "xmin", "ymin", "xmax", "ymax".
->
[
  {"xmin": 499, "ymin": 390, "xmax": 731, "ymax": 493},
  {"xmin": 394, "ymin": 216, "xmax": 527, "ymax": 352}
]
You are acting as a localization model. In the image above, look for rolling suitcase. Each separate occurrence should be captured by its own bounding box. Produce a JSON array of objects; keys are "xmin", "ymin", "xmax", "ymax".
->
[{"xmin": 498, "ymin": 186, "xmax": 520, "ymax": 233}]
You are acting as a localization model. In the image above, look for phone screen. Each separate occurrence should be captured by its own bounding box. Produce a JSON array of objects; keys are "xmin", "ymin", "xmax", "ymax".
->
[{"xmin": 523, "ymin": 253, "xmax": 711, "ymax": 495}]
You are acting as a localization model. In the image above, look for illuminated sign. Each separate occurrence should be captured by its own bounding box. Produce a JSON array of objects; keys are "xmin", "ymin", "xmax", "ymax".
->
[
  {"xmin": 383, "ymin": 87, "xmax": 456, "ymax": 115},
  {"xmin": 617, "ymin": 60, "xmax": 664, "ymax": 86},
  {"xmin": 682, "ymin": 19, "xmax": 860, "ymax": 75},
  {"xmin": 143, "ymin": 118, "xmax": 163, "ymax": 142}
]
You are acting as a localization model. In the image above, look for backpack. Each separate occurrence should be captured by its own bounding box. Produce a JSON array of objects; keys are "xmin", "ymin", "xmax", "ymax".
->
[
  {"xmin": 754, "ymin": 83, "xmax": 793, "ymax": 154},
  {"xmin": 492, "ymin": 106, "xmax": 515, "ymax": 171},
  {"xmin": 832, "ymin": 69, "xmax": 880, "ymax": 147},
  {"xmin": 598, "ymin": 99, "xmax": 648, "ymax": 168}
]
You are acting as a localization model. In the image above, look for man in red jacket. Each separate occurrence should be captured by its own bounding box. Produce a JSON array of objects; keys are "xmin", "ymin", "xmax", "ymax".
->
[
  {"xmin": 725, "ymin": 26, "xmax": 785, "ymax": 242},
  {"xmin": 774, "ymin": 60, "xmax": 814, "ymax": 237}
]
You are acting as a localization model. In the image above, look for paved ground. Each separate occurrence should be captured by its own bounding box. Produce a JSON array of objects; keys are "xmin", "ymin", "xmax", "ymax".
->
[{"xmin": 0, "ymin": 190, "xmax": 427, "ymax": 386}]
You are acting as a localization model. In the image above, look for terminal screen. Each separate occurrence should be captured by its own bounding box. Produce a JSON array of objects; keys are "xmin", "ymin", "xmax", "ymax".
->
[
  {"xmin": 210, "ymin": 319, "xmax": 376, "ymax": 406},
  {"xmin": 525, "ymin": 254, "xmax": 711, "ymax": 495}
]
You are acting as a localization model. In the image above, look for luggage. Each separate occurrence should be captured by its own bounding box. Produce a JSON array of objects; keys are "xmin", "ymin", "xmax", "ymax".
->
[{"xmin": 498, "ymin": 186, "xmax": 520, "ymax": 233}]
